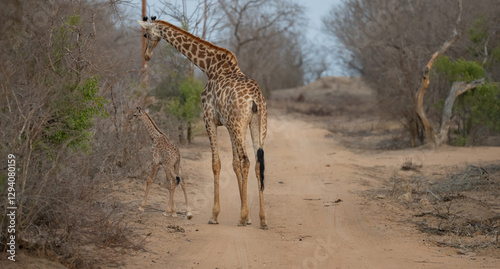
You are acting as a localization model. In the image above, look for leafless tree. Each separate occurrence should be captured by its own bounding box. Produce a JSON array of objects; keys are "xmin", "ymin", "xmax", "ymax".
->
[
  {"xmin": 303, "ymin": 43, "xmax": 333, "ymax": 83},
  {"xmin": 217, "ymin": 0, "xmax": 307, "ymax": 92},
  {"xmin": 157, "ymin": 0, "xmax": 223, "ymax": 41}
]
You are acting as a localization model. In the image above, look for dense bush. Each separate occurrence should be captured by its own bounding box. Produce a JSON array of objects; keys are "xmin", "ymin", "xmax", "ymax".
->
[{"xmin": 0, "ymin": 1, "xmax": 139, "ymax": 267}]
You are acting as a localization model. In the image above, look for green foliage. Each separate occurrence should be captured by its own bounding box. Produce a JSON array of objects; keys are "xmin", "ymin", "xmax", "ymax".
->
[
  {"xmin": 53, "ymin": 13, "xmax": 81, "ymax": 73},
  {"xmin": 492, "ymin": 46, "xmax": 500, "ymax": 63},
  {"xmin": 435, "ymin": 56, "xmax": 500, "ymax": 145},
  {"xmin": 153, "ymin": 44, "xmax": 191, "ymax": 99},
  {"xmin": 435, "ymin": 56, "xmax": 485, "ymax": 83},
  {"xmin": 44, "ymin": 76, "xmax": 109, "ymax": 153},
  {"xmin": 65, "ymin": 12, "xmax": 81, "ymax": 28},
  {"xmin": 452, "ymin": 134, "xmax": 468, "ymax": 147},
  {"xmin": 466, "ymin": 17, "xmax": 500, "ymax": 68},
  {"xmin": 468, "ymin": 17, "xmax": 488, "ymax": 45},
  {"xmin": 164, "ymin": 77, "xmax": 203, "ymax": 125},
  {"xmin": 455, "ymin": 82, "xmax": 500, "ymax": 133},
  {"xmin": 40, "ymin": 11, "xmax": 108, "ymax": 153}
]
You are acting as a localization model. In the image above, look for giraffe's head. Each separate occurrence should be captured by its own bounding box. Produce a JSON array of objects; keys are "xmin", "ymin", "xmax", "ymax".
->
[
  {"xmin": 132, "ymin": 107, "xmax": 146, "ymax": 121},
  {"xmin": 137, "ymin": 17, "xmax": 161, "ymax": 61}
]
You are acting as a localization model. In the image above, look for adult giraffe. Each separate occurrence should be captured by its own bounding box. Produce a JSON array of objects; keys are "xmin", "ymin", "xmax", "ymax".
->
[{"xmin": 138, "ymin": 17, "xmax": 267, "ymax": 229}]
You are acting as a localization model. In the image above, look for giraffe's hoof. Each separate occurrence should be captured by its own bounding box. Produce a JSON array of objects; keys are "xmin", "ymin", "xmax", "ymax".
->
[
  {"xmin": 186, "ymin": 212, "xmax": 193, "ymax": 220},
  {"xmin": 138, "ymin": 206, "xmax": 145, "ymax": 212},
  {"xmin": 208, "ymin": 219, "xmax": 219, "ymax": 224},
  {"xmin": 238, "ymin": 218, "xmax": 251, "ymax": 226},
  {"xmin": 163, "ymin": 212, "xmax": 177, "ymax": 217},
  {"xmin": 260, "ymin": 224, "xmax": 269, "ymax": 230}
]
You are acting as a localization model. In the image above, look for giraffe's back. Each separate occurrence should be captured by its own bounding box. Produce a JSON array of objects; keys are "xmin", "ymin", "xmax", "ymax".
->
[
  {"xmin": 203, "ymin": 72, "xmax": 265, "ymax": 130},
  {"xmin": 153, "ymin": 135, "xmax": 180, "ymax": 165}
]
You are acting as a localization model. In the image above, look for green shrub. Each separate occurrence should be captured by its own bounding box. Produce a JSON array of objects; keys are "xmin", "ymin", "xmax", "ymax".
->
[
  {"xmin": 435, "ymin": 56, "xmax": 485, "ymax": 83},
  {"xmin": 37, "ymin": 12, "xmax": 110, "ymax": 153},
  {"xmin": 165, "ymin": 77, "xmax": 203, "ymax": 124},
  {"xmin": 455, "ymin": 82, "xmax": 500, "ymax": 132},
  {"xmin": 43, "ymin": 76, "xmax": 109, "ymax": 153},
  {"xmin": 435, "ymin": 56, "xmax": 500, "ymax": 145}
]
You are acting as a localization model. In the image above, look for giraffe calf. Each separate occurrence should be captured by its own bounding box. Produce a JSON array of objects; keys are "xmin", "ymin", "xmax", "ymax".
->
[{"xmin": 131, "ymin": 107, "xmax": 192, "ymax": 219}]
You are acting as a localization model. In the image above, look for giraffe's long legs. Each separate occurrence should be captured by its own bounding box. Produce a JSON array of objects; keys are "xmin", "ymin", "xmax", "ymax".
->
[
  {"xmin": 179, "ymin": 176, "xmax": 192, "ymax": 219},
  {"xmin": 174, "ymin": 160, "xmax": 192, "ymax": 219},
  {"xmin": 164, "ymin": 167, "xmax": 178, "ymax": 217},
  {"xmin": 250, "ymin": 117, "xmax": 267, "ymax": 229},
  {"xmin": 230, "ymin": 134, "xmax": 251, "ymax": 226},
  {"xmin": 206, "ymin": 123, "xmax": 221, "ymax": 224},
  {"xmin": 139, "ymin": 163, "xmax": 158, "ymax": 211},
  {"xmin": 231, "ymin": 136, "xmax": 243, "ymax": 200},
  {"xmin": 228, "ymin": 130, "xmax": 251, "ymax": 226}
]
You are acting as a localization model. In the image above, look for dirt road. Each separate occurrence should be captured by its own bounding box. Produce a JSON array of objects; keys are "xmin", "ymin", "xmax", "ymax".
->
[{"xmin": 117, "ymin": 110, "xmax": 500, "ymax": 269}]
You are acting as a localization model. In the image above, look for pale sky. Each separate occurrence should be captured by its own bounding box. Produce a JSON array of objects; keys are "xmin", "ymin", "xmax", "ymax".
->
[
  {"xmin": 141, "ymin": 0, "xmax": 340, "ymax": 36},
  {"xmin": 297, "ymin": 0, "xmax": 341, "ymax": 40},
  {"xmin": 128, "ymin": 0, "xmax": 345, "ymax": 76}
]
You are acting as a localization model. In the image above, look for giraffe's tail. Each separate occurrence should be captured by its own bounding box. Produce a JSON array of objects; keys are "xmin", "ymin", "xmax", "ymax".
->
[
  {"xmin": 257, "ymin": 148, "xmax": 265, "ymax": 191},
  {"xmin": 252, "ymin": 100, "xmax": 266, "ymax": 191},
  {"xmin": 175, "ymin": 158, "xmax": 181, "ymax": 185}
]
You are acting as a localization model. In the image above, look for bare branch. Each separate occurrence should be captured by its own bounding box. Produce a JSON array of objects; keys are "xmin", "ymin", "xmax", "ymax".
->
[
  {"xmin": 415, "ymin": 0, "xmax": 462, "ymax": 147},
  {"xmin": 436, "ymin": 78, "xmax": 485, "ymax": 146}
]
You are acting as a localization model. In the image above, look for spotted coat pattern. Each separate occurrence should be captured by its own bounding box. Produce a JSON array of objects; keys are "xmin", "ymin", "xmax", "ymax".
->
[
  {"xmin": 138, "ymin": 19, "xmax": 268, "ymax": 228},
  {"xmin": 133, "ymin": 107, "xmax": 192, "ymax": 219}
]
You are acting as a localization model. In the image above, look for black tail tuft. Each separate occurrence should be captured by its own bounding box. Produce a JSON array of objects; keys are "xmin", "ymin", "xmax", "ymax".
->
[
  {"xmin": 252, "ymin": 100, "xmax": 258, "ymax": 113},
  {"xmin": 176, "ymin": 176, "xmax": 180, "ymax": 185},
  {"xmin": 257, "ymin": 148, "xmax": 265, "ymax": 191}
]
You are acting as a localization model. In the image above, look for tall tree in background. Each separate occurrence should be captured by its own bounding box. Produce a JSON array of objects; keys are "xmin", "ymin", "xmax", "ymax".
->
[
  {"xmin": 218, "ymin": 0, "xmax": 307, "ymax": 93},
  {"xmin": 153, "ymin": 0, "xmax": 313, "ymax": 93},
  {"xmin": 142, "ymin": 0, "xmax": 148, "ymax": 87}
]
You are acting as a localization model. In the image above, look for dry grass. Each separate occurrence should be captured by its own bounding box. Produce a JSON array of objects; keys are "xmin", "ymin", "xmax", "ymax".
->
[
  {"xmin": 401, "ymin": 157, "xmax": 423, "ymax": 171},
  {"xmin": 386, "ymin": 164, "xmax": 500, "ymax": 253},
  {"xmin": 0, "ymin": 145, "xmax": 144, "ymax": 268}
]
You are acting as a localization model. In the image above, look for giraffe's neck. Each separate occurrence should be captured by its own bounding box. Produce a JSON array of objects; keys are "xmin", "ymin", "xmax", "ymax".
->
[
  {"xmin": 139, "ymin": 112, "xmax": 165, "ymax": 140},
  {"xmin": 154, "ymin": 20, "xmax": 240, "ymax": 78}
]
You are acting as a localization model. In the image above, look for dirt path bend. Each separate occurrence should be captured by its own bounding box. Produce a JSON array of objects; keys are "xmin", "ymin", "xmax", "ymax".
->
[{"xmin": 120, "ymin": 111, "xmax": 500, "ymax": 269}]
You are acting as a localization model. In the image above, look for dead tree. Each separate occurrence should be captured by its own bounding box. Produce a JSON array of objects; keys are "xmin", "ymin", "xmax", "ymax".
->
[
  {"xmin": 415, "ymin": 0, "xmax": 462, "ymax": 147},
  {"xmin": 436, "ymin": 78, "xmax": 485, "ymax": 146}
]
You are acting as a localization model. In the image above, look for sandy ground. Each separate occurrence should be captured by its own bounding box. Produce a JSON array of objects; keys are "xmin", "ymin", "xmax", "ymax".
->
[
  {"xmin": 3, "ymin": 77, "xmax": 499, "ymax": 269},
  {"xmin": 104, "ymin": 107, "xmax": 499, "ymax": 269}
]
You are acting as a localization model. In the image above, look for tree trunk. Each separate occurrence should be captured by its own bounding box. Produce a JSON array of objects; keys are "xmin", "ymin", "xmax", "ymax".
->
[
  {"xmin": 415, "ymin": 74, "xmax": 439, "ymax": 146},
  {"xmin": 187, "ymin": 122, "xmax": 193, "ymax": 144},
  {"xmin": 415, "ymin": 0, "xmax": 462, "ymax": 148},
  {"xmin": 178, "ymin": 122, "xmax": 186, "ymax": 145},
  {"xmin": 436, "ymin": 78, "xmax": 485, "ymax": 146},
  {"xmin": 141, "ymin": 0, "xmax": 147, "ymax": 88}
]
